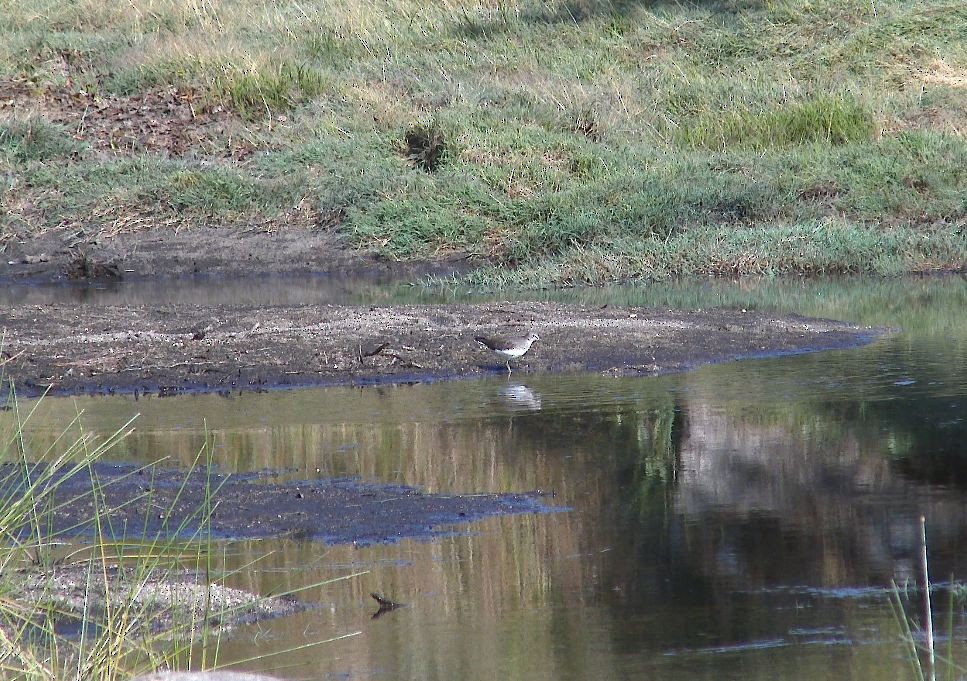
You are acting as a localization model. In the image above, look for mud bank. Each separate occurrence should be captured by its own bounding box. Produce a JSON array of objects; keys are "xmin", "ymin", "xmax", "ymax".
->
[
  {"xmin": 5, "ymin": 462, "xmax": 557, "ymax": 545},
  {"xmin": 0, "ymin": 300, "xmax": 882, "ymax": 397}
]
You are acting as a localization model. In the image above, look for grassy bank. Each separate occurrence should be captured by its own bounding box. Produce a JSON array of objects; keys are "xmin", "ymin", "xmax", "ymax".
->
[{"xmin": 1, "ymin": 0, "xmax": 965, "ymax": 284}]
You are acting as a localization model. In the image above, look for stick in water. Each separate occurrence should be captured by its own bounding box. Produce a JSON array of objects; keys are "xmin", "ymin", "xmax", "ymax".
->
[{"xmin": 920, "ymin": 515, "xmax": 935, "ymax": 681}]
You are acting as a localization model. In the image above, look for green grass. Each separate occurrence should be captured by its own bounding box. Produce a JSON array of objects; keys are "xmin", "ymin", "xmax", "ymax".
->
[
  {"xmin": 1, "ymin": 0, "xmax": 965, "ymax": 282},
  {"xmin": 0, "ymin": 118, "xmax": 81, "ymax": 163},
  {"xmin": 459, "ymin": 219, "xmax": 967, "ymax": 287},
  {"xmin": 0, "ymin": 380, "xmax": 231, "ymax": 679},
  {"xmin": 678, "ymin": 94, "xmax": 877, "ymax": 150}
]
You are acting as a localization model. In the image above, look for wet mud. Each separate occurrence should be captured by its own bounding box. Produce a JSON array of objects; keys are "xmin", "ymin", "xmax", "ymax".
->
[
  {"xmin": 5, "ymin": 462, "xmax": 557, "ymax": 545},
  {"xmin": 0, "ymin": 300, "xmax": 882, "ymax": 398}
]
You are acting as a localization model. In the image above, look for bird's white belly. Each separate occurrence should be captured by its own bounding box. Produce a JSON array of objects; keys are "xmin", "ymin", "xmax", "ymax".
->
[{"xmin": 495, "ymin": 347, "xmax": 528, "ymax": 360}]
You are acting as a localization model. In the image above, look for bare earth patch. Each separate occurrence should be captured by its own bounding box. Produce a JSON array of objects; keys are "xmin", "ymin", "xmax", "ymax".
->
[
  {"xmin": 0, "ymin": 79, "xmax": 250, "ymax": 159},
  {"xmin": 0, "ymin": 300, "xmax": 882, "ymax": 397}
]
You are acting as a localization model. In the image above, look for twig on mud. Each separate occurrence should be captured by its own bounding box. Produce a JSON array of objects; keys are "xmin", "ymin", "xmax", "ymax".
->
[
  {"xmin": 77, "ymin": 104, "xmax": 90, "ymax": 135},
  {"xmin": 121, "ymin": 360, "xmax": 240, "ymax": 372},
  {"xmin": 0, "ymin": 350, "xmax": 25, "ymax": 367},
  {"xmin": 386, "ymin": 353, "xmax": 423, "ymax": 369}
]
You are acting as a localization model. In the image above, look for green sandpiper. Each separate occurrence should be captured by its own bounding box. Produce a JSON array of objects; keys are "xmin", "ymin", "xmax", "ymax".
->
[{"xmin": 474, "ymin": 332, "xmax": 540, "ymax": 373}]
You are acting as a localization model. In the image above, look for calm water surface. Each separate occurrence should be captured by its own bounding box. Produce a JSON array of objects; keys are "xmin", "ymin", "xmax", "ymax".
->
[{"xmin": 4, "ymin": 275, "xmax": 966, "ymax": 680}]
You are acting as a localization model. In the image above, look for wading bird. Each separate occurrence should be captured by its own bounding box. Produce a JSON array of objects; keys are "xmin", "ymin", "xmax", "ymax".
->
[{"xmin": 474, "ymin": 332, "xmax": 540, "ymax": 373}]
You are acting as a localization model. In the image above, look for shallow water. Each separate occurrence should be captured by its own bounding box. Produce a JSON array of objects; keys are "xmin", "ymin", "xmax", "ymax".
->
[{"xmin": 4, "ymin": 275, "xmax": 967, "ymax": 680}]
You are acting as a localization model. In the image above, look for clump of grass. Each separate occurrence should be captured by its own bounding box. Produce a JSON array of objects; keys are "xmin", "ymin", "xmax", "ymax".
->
[
  {"xmin": 564, "ymin": 105, "xmax": 601, "ymax": 142},
  {"xmin": 166, "ymin": 166, "xmax": 302, "ymax": 214},
  {"xmin": 302, "ymin": 27, "xmax": 355, "ymax": 63},
  {"xmin": 209, "ymin": 60, "xmax": 330, "ymax": 120},
  {"xmin": 14, "ymin": 156, "xmax": 307, "ymax": 232},
  {"xmin": 0, "ymin": 118, "xmax": 82, "ymax": 163},
  {"xmin": 0, "ymin": 383, "xmax": 159, "ymax": 679},
  {"xmin": 463, "ymin": 220, "xmax": 967, "ymax": 288},
  {"xmin": 679, "ymin": 95, "xmax": 877, "ymax": 150},
  {"xmin": 888, "ymin": 517, "xmax": 957, "ymax": 681}
]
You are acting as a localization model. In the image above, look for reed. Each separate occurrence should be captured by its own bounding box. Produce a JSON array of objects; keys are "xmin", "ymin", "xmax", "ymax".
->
[
  {"xmin": 888, "ymin": 517, "xmax": 967, "ymax": 681},
  {"xmin": 0, "ymin": 375, "xmax": 361, "ymax": 680}
]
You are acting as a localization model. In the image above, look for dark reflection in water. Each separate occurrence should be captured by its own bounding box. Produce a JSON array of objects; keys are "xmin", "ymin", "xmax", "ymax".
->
[
  {"xmin": 0, "ymin": 271, "xmax": 424, "ymax": 307},
  {"xmin": 2, "ymin": 275, "xmax": 966, "ymax": 680}
]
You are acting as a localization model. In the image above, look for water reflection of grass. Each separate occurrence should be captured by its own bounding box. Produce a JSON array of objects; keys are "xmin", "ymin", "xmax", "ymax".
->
[
  {"xmin": 4, "ymin": 360, "xmax": 960, "ymax": 677},
  {"xmin": 428, "ymin": 275, "xmax": 967, "ymax": 338}
]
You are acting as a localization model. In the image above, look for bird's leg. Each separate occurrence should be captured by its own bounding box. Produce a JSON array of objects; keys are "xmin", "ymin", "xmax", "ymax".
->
[{"xmin": 506, "ymin": 360, "xmax": 512, "ymax": 374}]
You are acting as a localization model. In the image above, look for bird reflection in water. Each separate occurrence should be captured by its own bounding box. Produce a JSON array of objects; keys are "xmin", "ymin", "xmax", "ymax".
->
[{"xmin": 497, "ymin": 383, "xmax": 543, "ymax": 412}]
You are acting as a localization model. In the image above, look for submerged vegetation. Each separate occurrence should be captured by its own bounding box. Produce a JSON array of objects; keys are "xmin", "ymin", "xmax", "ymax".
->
[{"xmin": 0, "ymin": 0, "xmax": 965, "ymax": 283}]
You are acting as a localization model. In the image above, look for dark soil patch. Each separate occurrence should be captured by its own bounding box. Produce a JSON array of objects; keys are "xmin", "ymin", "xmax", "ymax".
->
[
  {"xmin": 0, "ymin": 79, "xmax": 252, "ymax": 159},
  {"xmin": 0, "ymin": 300, "xmax": 883, "ymax": 398},
  {"xmin": 4, "ymin": 462, "xmax": 557, "ymax": 545},
  {"xmin": 403, "ymin": 122, "xmax": 448, "ymax": 172}
]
